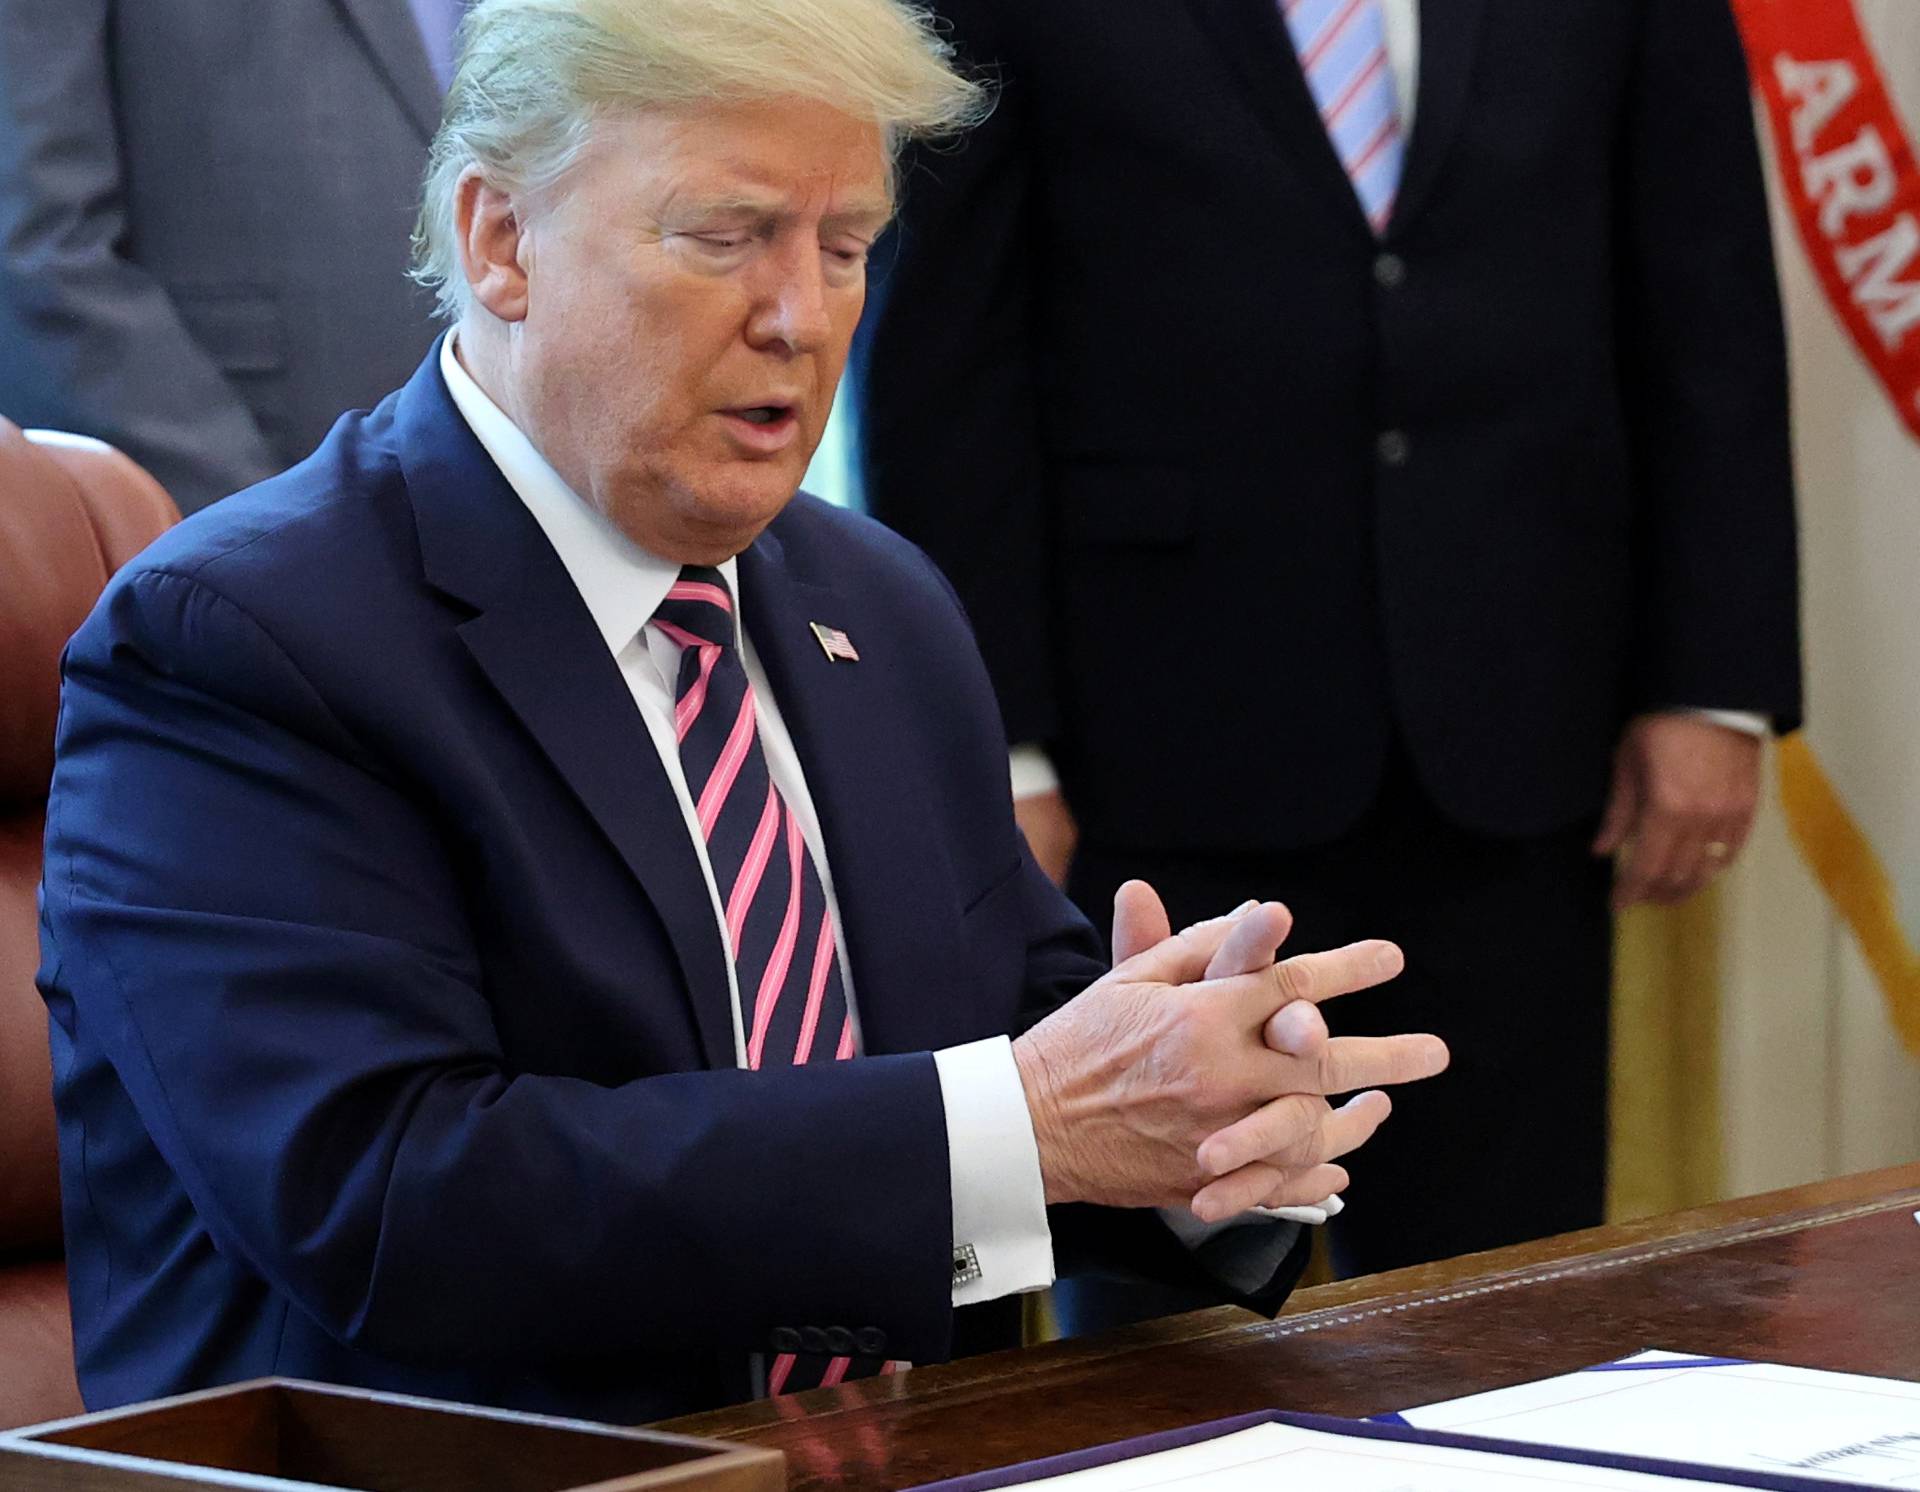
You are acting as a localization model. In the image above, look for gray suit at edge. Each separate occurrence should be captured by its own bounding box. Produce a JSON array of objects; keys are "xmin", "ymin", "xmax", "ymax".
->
[{"xmin": 0, "ymin": 1, "xmax": 446, "ymax": 512}]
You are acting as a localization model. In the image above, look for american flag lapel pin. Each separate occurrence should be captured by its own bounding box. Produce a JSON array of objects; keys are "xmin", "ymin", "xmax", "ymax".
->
[{"xmin": 809, "ymin": 621, "xmax": 861, "ymax": 663}]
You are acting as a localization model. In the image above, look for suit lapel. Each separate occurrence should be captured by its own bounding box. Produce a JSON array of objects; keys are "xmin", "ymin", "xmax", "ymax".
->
[
  {"xmin": 1390, "ymin": 0, "xmax": 1489, "ymax": 234},
  {"xmin": 326, "ymin": 0, "xmax": 443, "ymax": 143},
  {"xmin": 398, "ymin": 349, "xmax": 737, "ymax": 1069},
  {"xmin": 738, "ymin": 536, "xmax": 966, "ymax": 1058},
  {"xmin": 1178, "ymin": 0, "xmax": 1374, "ymax": 238}
]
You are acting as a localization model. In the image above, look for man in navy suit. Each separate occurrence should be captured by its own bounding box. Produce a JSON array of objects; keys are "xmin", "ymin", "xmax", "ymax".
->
[
  {"xmin": 37, "ymin": 0, "xmax": 1448, "ymax": 1421},
  {"xmin": 858, "ymin": 0, "xmax": 1801, "ymax": 1302}
]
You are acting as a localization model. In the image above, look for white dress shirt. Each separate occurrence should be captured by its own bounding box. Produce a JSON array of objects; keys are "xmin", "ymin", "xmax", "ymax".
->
[
  {"xmin": 1381, "ymin": 0, "xmax": 1419, "ymax": 134},
  {"xmin": 438, "ymin": 337, "xmax": 1053, "ymax": 1307}
]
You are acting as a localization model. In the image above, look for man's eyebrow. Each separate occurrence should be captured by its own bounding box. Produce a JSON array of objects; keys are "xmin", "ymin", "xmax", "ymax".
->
[
  {"xmin": 667, "ymin": 192, "xmax": 782, "ymax": 219},
  {"xmin": 822, "ymin": 204, "xmax": 895, "ymax": 236},
  {"xmin": 664, "ymin": 191, "xmax": 893, "ymax": 232}
]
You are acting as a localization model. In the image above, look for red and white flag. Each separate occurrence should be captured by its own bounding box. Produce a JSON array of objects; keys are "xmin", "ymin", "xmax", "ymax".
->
[{"xmin": 1733, "ymin": 0, "xmax": 1920, "ymax": 1047}]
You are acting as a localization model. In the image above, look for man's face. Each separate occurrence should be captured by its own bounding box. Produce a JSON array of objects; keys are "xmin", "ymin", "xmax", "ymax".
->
[{"xmin": 507, "ymin": 98, "xmax": 890, "ymax": 562}]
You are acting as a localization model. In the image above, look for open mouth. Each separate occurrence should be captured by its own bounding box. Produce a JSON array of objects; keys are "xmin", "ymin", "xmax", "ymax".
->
[{"xmin": 721, "ymin": 404, "xmax": 801, "ymax": 451}]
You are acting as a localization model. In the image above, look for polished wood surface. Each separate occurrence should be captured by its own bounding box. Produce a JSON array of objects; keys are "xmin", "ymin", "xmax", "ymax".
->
[
  {"xmin": 1, "ymin": 1379, "xmax": 786, "ymax": 1492},
  {"xmin": 664, "ymin": 1164, "xmax": 1920, "ymax": 1492}
]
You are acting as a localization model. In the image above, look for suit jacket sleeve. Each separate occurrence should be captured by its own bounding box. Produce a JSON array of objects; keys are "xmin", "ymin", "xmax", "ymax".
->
[
  {"xmin": 1617, "ymin": 0, "xmax": 1802, "ymax": 729},
  {"xmin": 0, "ymin": 0, "xmax": 280, "ymax": 509},
  {"xmin": 858, "ymin": 0, "xmax": 1060, "ymax": 748},
  {"xmin": 40, "ymin": 566, "xmax": 962, "ymax": 1368}
]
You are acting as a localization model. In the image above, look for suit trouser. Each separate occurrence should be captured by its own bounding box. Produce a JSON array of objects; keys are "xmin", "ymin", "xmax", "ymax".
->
[{"xmin": 1055, "ymin": 746, "xmax": 1613, "ymax": 1330}]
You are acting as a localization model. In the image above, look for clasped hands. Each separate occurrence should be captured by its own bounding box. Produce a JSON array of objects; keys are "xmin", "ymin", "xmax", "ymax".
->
[{"xmin": 1012, "ymin": 881, "xmax": 1449, "ymax": 1224}]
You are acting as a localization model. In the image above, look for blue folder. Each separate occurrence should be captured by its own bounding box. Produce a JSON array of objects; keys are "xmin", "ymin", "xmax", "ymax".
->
[{"xmin": 910, "ymin": 1397, "xmax": 1896, "ymax": 1492}]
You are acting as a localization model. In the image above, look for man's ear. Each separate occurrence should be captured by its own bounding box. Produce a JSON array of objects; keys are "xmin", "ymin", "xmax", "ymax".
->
[{"xmin": 454, "ymin": 167, "xmax": 530, "ymax": 323}]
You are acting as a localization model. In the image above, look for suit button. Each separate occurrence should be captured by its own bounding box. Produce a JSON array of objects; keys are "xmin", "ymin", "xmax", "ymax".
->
[
  {"xmin": 770, "ymin": 1328, "xmax": 801, "ymax": 1353},
  {"xmin": 1377, "ymin": 430, "xmax": 1411, "ymax": 468},
  {"xmin": 1374, "ymin": 252, "xmax": 1407, "ymax": 289},
  {"xmin": 855, "ymin": 1327, "xmax": 888, "ymax": 1357},
  {"xmin": 825, "ymin": 1326, "xmax": 857, "ymax": 1356},
  {"xmin": 799, "ymin": 1326, "xmax": 830, "ymax": 1354}
]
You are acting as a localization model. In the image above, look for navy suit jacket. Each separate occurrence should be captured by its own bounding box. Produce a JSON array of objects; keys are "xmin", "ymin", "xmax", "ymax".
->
[
  {"xmin": 37, "ymin": 348, "xmax": 1131, "ymax": 1421},
  {"xmin": 859, "ymin": 0, "xmax": 1800, "ymax": 850}
]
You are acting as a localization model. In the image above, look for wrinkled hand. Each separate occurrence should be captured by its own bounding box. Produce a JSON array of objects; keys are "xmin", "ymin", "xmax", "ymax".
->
[
  {"xmin": 1197, "ymin": 903, "xmax": 1397, "ymax": 1220},
  {"xmin": 1594, "ymin": 714, "xmax": 1762, "ymax": 910},
  {"xmin": 1111, "ymin": 890, "xmax": 1374, "ymax": 1218},
  {"xmin": 1015, "ymin": 790, "xmax": 1079, "ymax": 887},
  {"xmin": 1013, "ymin": 882, "xmax": 1449, "ymax": 1221}
]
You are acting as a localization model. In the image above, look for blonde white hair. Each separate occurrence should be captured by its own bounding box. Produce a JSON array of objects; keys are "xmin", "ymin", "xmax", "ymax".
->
[{"xmin": 411, "ymin": 0, "xmax": 987, "ymax": 319}]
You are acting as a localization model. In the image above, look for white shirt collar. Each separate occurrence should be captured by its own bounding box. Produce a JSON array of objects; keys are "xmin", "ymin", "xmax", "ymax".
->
[{"xmin": 437, "ymin": 332, "xmax": 740, "ymax": 654}]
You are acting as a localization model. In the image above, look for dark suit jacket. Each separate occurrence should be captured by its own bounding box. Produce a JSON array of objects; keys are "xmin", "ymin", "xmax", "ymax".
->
[
  {"xmin": 859, "ymin": 0, "xmax": 1802, "ymax": 852},
  {"xmin": 36, "ymin": 348, "xmax": 1249, "ymax": 1422},
  {"xmin": 0, "ymin": 0, "xmax": 445, "ymax": 511}
]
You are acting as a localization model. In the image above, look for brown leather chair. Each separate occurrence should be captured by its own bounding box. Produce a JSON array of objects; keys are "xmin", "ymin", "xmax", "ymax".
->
[{"xmin": 0, "ymin": 419, "xmax": 177, "ymax": 1428}]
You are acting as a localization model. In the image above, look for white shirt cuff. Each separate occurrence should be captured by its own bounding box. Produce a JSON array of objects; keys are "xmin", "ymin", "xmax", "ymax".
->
[
  {"xmin": 1009, "ymin": 744, "xmax": 1061, "ymax": 801},
  {"xmin": 933, "ymin": 1036, "xmax": 1055, "ymax": 1305},
  {"xmin": 1683, "ymin": 708, "xmax": 1770, "ymax": 738}
]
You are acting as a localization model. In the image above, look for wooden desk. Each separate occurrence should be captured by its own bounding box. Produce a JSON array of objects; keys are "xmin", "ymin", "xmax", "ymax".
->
[{"xmin": 664, "ymin": 1163, "xmax": 1920, "ymax": 1492}]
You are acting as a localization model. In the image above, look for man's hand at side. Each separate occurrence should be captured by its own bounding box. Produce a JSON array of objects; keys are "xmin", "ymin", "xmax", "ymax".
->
[
  {"xmin": 1015, "ymin": 788, "xmax": 1078, "ymax": 887},
  {"xmin": 1593, "ymin": 713, "xmax": 1762, "ymax": 909},
  {"xmin": 1011, "ymin": 882, "xmax": 1448, "ymax": 1222}
]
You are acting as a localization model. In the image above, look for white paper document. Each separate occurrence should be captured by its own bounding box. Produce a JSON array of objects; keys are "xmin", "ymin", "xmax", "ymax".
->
[
  {"xmin": 1004, "ymin": 1421, "xmax": 1782, "ymax": 1492},
  {"xmin": 1400, "ymin": 1350, "xmax": 1920, "ymax": 1486}
]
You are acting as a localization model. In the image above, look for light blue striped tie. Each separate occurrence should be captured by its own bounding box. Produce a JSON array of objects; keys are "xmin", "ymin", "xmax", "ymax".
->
[{"xmin": 1282, "ymin": 0, "xmax": 1406, "ymax": 233}]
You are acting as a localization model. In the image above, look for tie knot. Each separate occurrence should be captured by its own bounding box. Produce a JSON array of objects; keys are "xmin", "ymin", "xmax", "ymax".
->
[{"xmin": 652, "ymin": 566, "xmax": 737, "ymax": 651}]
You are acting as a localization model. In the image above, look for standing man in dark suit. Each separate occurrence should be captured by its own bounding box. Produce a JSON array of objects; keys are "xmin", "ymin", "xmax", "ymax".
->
[
  {"xmin": 859, "ymin": 0, "xmax": 1801, "ymax": 1299},
  {"xmin": 0, "ymin": 1, "xmax": 462, "ymax": 512},
  {"xmin": 37, "ymin": 0, "xmax": 1453, "ymax": 1420}
]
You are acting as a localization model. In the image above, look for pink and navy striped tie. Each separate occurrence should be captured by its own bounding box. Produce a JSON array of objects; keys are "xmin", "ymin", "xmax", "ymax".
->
[
  {"xmin": 651, "ymin": 568, "xmax": 891, "ymax": 1394},
  {"xmin": 1282, "ymin": 0, "xmax": 1405, "ymax": 234}
]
